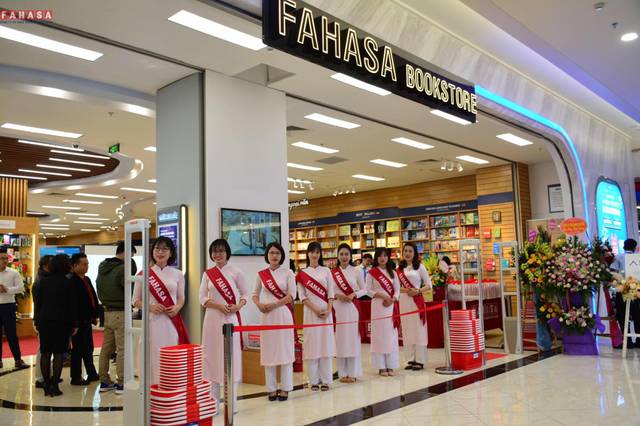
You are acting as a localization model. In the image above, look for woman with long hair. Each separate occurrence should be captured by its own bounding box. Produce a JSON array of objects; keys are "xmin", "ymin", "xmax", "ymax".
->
[
  {"xmin": 331, "ymin": 243, "xmax": 366, "ymax": 383},
  {"xmin": 397, "ymin": 243, "xmax": 432, "ymax": 370},
  {"xmin": 253, "ymin": 242, "xmax": 296, "ymax": 401},
  {"xmin": 366, "ymin": 247, "xmax": 400, "ymax": 376},
  {"xmin": 133, "ymin": 236, "xmax": 188, "ymax": 385},
  {"xmin": 200, "ymin": 239, "xmax": 248, "ymax": 406},
  {"xmin": 296, "ymin": 241, "xmax": 335, "ymax": 391}
]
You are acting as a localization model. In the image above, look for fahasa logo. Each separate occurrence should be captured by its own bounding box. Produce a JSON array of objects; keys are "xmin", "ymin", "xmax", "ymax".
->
[{"xmin": 0, "ymin": 9, "xmax": 54, "ymax": 22}]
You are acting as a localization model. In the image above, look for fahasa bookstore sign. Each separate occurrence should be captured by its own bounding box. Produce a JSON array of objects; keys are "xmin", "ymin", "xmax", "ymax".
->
[{"xmin": 263, "ymin": 0, "xmax": 477, "ymax": 123}]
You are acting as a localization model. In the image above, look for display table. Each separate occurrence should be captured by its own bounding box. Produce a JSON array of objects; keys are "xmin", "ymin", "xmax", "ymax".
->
[{"xmin": 447, "ymin": 280, "xmax": 502, "ymax": 330}]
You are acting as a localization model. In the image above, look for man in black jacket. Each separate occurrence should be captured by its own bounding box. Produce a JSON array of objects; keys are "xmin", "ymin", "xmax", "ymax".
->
[{"xmin": 69, "ymin": 253, "xmax": 99, "ymax": 385}]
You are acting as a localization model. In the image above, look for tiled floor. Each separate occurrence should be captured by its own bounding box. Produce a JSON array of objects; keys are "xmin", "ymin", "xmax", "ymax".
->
[{"xmin": 1, "ymin": 342, "xmax": 639, "ymax": 425}]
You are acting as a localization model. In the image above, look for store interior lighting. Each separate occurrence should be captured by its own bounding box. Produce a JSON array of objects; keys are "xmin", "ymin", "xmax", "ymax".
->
[{"xmin": 2, "ymin": 122, "xmax": 83, "ymax": 138}]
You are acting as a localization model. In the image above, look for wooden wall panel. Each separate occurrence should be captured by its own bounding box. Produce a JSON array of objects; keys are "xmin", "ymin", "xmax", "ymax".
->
[
  {"xmin": 0, "ymin": 178, "xmax": 27, "ymax": 217},
  {"xmin": 517, "ymin": 163, "xmax": 532, "ymax": 237},
  {"xmin": 290, "ymin": 175, "xmax": 477, "ymax": 222},
  {"xmin": 475, "ymin": 165, "xmax": 513, "ymax": 196}
]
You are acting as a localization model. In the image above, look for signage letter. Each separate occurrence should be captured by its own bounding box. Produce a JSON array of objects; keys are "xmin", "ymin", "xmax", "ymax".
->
[
  {"xmin": 405, "ymin": 64, "xmax": 415, "ymax": 89},
  {"xmin": 363, "ymin": 36, "xmax": 380, "ymax": 74},
  {"xmin": 321, "ymin": 16, "xmax": 341, "ymax": 59},
  {"xmin": 278, "ymin": 0, "xmax": 297, "ymax": 37},
  {"xmin": 343, "ymin": 28, "xmax": 362, "ymax": 66},
  {"xmin": 380, "ymin": 46, "xmax": 397, "ymax": 81},
  {"xmin": 297, "ymin": 8, "xmax": 319, "ymax": 50}
]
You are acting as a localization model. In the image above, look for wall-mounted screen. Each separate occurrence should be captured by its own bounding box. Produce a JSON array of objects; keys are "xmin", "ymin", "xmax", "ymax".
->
[
  {"xmin": 221, "ymin": 208, "xmax": 281, "ymax": 256},
  {"xmin": 595, "ymin": 178, "xmax": 627, "ymax": 255},
  {"xmin": 39, "ymin": 246, "xmax": 81, "ymax": 258}
]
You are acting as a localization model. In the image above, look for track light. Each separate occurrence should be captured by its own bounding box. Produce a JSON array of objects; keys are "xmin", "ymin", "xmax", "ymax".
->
[
  {"xmin": 441, "ymin": 160, "xmax": 447, "ymax": 171},
  {"xmin": 309, "ymin": 182, "xmax": 315, "ymax": 191},
  {"xmin": 457, "ymin": 162, "xmax": 464, "ymax": 172},
  {"xmin": 293, "ymin": 180, "xmax": 298, "ymax": 189},
  {"xmin": 351, "ymin": 186, "xmax": 356, "ymax": 194}
]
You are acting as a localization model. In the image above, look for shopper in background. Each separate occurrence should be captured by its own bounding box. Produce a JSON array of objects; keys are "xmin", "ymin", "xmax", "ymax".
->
[
  {"xmin": 611, "ymin": 238, "xmax": 640, "ymax": 349},
  {"xmin": 97, "ymin": 242, "xmax": 137, "ymax": 394},
  {"xmin": 200, "ymin": 238, "xmax": 248, "ymax": 408},
  {"xmin": 133, "ymin": 236, "xmax": 188, "ymax": 385},
  {"xmin": 358, "ymin": 253, "xmax": 373, "ymax": 279},
  {"xmin": 69, "ymin": 253, "xmax": 99, "ymax": 385},
  {"xmin": 34, "ymin": 255, "xmax": 52, "ymax": 387},
  {"xmin": 296, "ymin": 241, "xmax": 335, "ymax": 391},
  {"xmin": 398, "ymin": 243, "xmax": 432, "ymax": 371},
  {"xmin": 367, "ymin": 247, "xmax": 400, "ymax": 377},
  {"xmin": 0, "ymin": 249, "xmax": 27, "ymax": 370},
  {"xmin": 331, "ymin": 243, "xmax": 366, "ymax": 383},
  {"xmin": 33, "ymin": 254, "xmax": 78, "ymax": 397},
  {"xmin": 253, "ymin": 242, "xmax": 296, "ymax": 402}
]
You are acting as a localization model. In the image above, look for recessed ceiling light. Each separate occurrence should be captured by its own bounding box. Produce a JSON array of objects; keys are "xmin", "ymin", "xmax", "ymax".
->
[
  {"xmin": 63, "ymin": 199, "xmax": 103, "ymax": 205},
  {"xmin": 330, "ymin": 73, "xmax": 391, "ymax": 96},
  {"xmin": 37, "ymin": 164, "xmax": 90, "ymax": 172},
  {"xmin": 621, "ymin": 32, "xmax": 638, "ymax": 42},
  {"xmin": 496, "ymin": 133, "xmax": 533, "ymax": 146},
  {"xmin": 0, "ymin": 26, "xmax": 103, "ymax": 61},
  {"xmin": 457, "ymin": 155, "xmax": 489, "ymax": 164},
  {"xmin": 144, "ymin": 146, "xmax": 156, "ymax": 152},
  {"xmin": 0, "ymin": 173, "xmax": 47, "ymax": 180},
  {"xmin": 370, "ymin": 158, "xmax": 407, "ymax": 168},
  {"xmin": 352, "ymin": 174, "xmax": 385, "ymax": 181},
  {"xmin": 66, "ymin": 212, "xmax": 100, "ymax": 216},
  {"xmin": 291, "ymin": 141, "xmax": 339, "ymax": 154},
  {"xmin": 50, "ymin": 149, "xmax": 109, "ymax": 159},
  {"xmin": 41, "ymin": 226, "xmax": 70, "ymax": 230},
  {"xmin": 19, "ymin": 139, "xmax": 83, "ymax": 151},
  {"xmin": 121, "ymin": 187, "xmax": 157, "ymax": 194},
  {"xmin": 391, "ymin": 137, "xmax": 434, "ymax": 150},
  {"xmin": 287, "ymin": 162, "xmax": 323, "ymax": 171},
  {"xmin": 42, "ymin": 205, "xmax": 82, "ymax": 210},
  {"xmin": 78, "ymin": 217, "xmax": 109, "ymax": 221},
  {"xmin": 148, "ymin": 179, "xmax": 157, "ymax": 184},
  {"xmin": 26, "ymin": 211, "xmax": 46, "ymax": 216},
  {"xmin": 168, "ymin": 10, "xmax": 265, "ymax": 50},
  {"xmin": 31, "ymin": 188, "xmax": 47, "ymax": 194},
  {"xmin": 74, "ymin": 221, "xmax": 103, "ymax": 225},
  {"xmin": 49, "ymin": 158, "xmax": 105, "ymax": 167},
  {"xmin": 287, "ymin": 177, "xmax": 312, "ymax": 184},
  {"xmin": 430, "ymin": 110, "xmax": 472, "ymax": 125},
  {"xmin": 80, "ymin": 228, "xmax": 101, "ymax": 232},
  {"xmin": 304, "ymin": 113, "xmax": 360, "ymax": 129},
  {"xmin": 18, "ymin": 168, "xmax": 71, "ymax": 177},
  {"xmin": 2, "ymin": 123, "xmax": 82, "ymax": 138},
  {"xmin": 75, "ymin": 193, "xmax": 119, "ymax": 199},
  {"xmin": 288, "ymin": 189, "xmax": 305, "ymax": 194}
]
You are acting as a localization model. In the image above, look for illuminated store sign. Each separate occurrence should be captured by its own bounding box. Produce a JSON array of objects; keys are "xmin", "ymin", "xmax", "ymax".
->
[
  {"xmin": 156, "ymin": 205, "xmax": 188, "ymax": 272},
  {"xmin": 263, "ymin": 0, "xmax": 477, "ymax": 123},
  {"xmin": 595, "ymin": 178, "xmax": 627, "ymax": 255}
]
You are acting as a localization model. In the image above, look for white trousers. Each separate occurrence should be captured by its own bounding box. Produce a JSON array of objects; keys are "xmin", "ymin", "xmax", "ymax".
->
[
  {"xmin": 336, "ymin": 356, "xmax": 362, "ymax": 378},
  {"xmin": 404, "ymin": 344, "xmax": 427, "ymax": 364},
  {"xmin": 307, "ymin": 357, "xmax": 332, "ymax": 385},
  {"xmin": 265, "ymin": 363, "xmax": 293, "ymax": 392},
  {"xmin": 371, "ymin": 351, "xmax": 400, "ymax": 370}
]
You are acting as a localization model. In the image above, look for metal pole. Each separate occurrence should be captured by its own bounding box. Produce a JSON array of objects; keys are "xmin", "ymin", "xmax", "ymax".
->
[
  {"xmin": 623, "ymin": 298, "xmax": 630, "ymax": 358},
  {"xmin": 223, "ymin": 323, "xmax": 235, "ymax": 426},
  {"xmin": 141, "ymin": 224, "xmax": 150, "ymax": 426},
  {"xmin": 436, "ymin": 280, "xmax": 463, "ymax": 375}
]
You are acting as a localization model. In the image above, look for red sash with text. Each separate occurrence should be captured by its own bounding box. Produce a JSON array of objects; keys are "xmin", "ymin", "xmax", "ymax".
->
[
  {"xmin": 206, "ymin": 266, "xmax": 244, "ymax": 349},
  {"xmin": 148, "ymin": 269, "xmax": 190, "ymax": 344},
  {"xmin": 295, "ymin": 270, "xmax": 328, "ymax": 303},
  {"xmin": 369, "ymin": 267, "xmax": 400, "ymax": 329},
  {"xmin": 331, "ymin": 267, "xmax": 361, "ymax": 335},
  {"xmin": 258, "ymin": 268, "xmax": 297, "ymax": 342},
  {"xmin": 397, "ymin": 268, "xmax": 427, "ymax": 325}
]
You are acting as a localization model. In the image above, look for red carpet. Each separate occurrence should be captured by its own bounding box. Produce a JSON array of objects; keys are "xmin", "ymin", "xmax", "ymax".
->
[
  {"xmin": 2, "ymin": 330, "xmax": 104, "ymax": 359},
  {"xmin": 485, "ymin": 351, "xmax": 508, "ymax": 361}
]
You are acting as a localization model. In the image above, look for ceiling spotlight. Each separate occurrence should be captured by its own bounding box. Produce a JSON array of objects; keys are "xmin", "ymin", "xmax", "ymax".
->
[
  {"xmin": 593, "ymin": 2, "xmax": 605, "ymax": 11},
  {"xmin": 447, "ymin": 162, "xmax": 454, "ymax": 172},
  {"xmin": 297, "ymin": 179, "xmax": 304, "ymax": 189},
  {"xmin": 440, "ymin": 160, "xmax": 447, "ymax": 171},
  {"xmin": 309, "ymin": 182, "xmax": 315, "ymax": 191},
  {"xmin": 293, "ymin": 180, "xmax": 298, "ymax": 189},
  {"xmin": 338, "ymin": 190, "xmax": 343, "ymax": 195},
  {"xmin": 621, "ymin": 32, "xmax": 638, "ymax": 42},
  {"xmin": 333, "ymin": 190, "xmax": 338, "ymax": 197},
  {"xmin": 457, "ymin": 163, "xmax": 464, "ymax": 172},
  {"xmin": 351, "ymin": 186, "xmax": 356, "ymax": 194}
]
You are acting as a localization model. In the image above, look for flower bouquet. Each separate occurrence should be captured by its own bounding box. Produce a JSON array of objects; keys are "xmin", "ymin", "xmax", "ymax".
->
[
  {"xmin": 612, "ymin": 273, "xmax": 640, "ymax": 302},
  {"xmin": 557, "ymin": 306, "xmax": 596, "ymax": 335},
  {"xmin": 518, "ymin": 236, "xmax": 553, "ymax": 296},
  {"xmin": 424, "ymin": 254, "xmax": 447, "ymax": 287},
  {"xmin": 537, "ymin": 300, "xmax": 562, "ymax": 322}
]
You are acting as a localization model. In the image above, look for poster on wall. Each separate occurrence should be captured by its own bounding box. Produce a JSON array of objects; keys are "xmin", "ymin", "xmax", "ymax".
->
[
  {"xmin": 595, "ymin": 178, "xmax": 627, "ymax": 255},
  {"xmin": 156, "ymin": 205, "xmax": 187, "ymax": 271},
  {"xmin": 221, "ymin": 208, "xmax": 281, "ymax": 256},
  {"xmin": 547, "ymin": 184, "xmax": 564, "ymax": 213}
]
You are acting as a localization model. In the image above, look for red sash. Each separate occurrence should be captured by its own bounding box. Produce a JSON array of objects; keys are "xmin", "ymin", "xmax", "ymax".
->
[
  {"xmin": 205, "ymin": 266, "xmax": 244, "ymax": 349},
  {"xmin": 397, "ymin": 268, "xmax": 427, "ymax": 325},
  {"xmin": 369, "ymin": 267, "xmax": 400, "ymax": 329},
  {"xmin": 331, "ymin": 266, "xmax": 361, "ymax": 335},
  {"xmin": 148, "ymin": 269, "xmax": 190, "ymax": 344},
  {"xmin": 295, "ymin": 270, "xmax": 328, "ymax": 303},
  {"xmin": 258, "ymin": 268, "xmax": 297, "ymax": 342}
]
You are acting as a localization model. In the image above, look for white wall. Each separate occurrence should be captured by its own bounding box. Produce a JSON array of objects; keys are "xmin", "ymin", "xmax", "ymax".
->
[
  {"xmin": 84, "ymin": 244, "xmax": 143, "ymax": 299},
  {"xmin": 205, "ymin": 70, "xmax": 288, "ymax": 328},
  {"xmin": 529, "ymin": 161, "xmax": 566, "ymax": 221}
]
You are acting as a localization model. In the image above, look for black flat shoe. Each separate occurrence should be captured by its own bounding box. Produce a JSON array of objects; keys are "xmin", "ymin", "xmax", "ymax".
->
[
  {"xmin": 35, "ymin": 381, "xmax": 44, "ymax": 389},
  {"xmin": 278, "ymin": 391, "xmax": 289, "ymax": 401},
  {"xmin": 404, "ymin": 364, "xmax": 415, "ymax": 370},
  {"xmin": 320, "ymin": 384, "xmax": 329, "ymax": 391},
  {"xmin": 86, "ymin": 374, "xmax": 100, "ymax": 382},
  {"xmin": 310, "ymin": 384, "xmax": 320, "ymax": 391},
  {"xmin": 268, "ymin": 392, "xmax": 278, "ymax": 401},
  {"xmin": 71, "ymin": 379, "xmax": 90, "ymax": 386},
  {"xmin": 412, "ymin": 363, "xmax": 424, "ymax": 371},
  {"xmin": 49, "ymin": 384, "xmax": 63, "ymax": 397}
]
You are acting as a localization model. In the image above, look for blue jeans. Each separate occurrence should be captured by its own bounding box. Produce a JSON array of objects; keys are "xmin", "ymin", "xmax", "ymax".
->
[{"xmin": 0, "ymin": 303, "xmax": 21, "ymax": 360}]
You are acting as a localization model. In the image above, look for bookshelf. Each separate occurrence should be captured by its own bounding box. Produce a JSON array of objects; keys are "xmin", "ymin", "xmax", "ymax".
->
[{"xmin": 290, "ymin": 210, "xmax": 480, "ymax": 271}]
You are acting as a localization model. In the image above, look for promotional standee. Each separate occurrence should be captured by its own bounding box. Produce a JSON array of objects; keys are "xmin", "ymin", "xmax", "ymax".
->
[{"xmin": 157, "ymin": 205, "xmax": 188, "ymax": 271}]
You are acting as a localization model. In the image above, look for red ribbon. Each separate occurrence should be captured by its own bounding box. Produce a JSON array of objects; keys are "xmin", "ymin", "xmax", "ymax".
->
[
  {"xmin": 148, "ymin": 269, "xmax": 190, "ymax": 344},
  {"xmin": 296, "ymin": 270, "xmax": 329, "ymax": 302},
  {"xmin": 185, "ymin": 401, "xmax": 200, "ymax": 423},
  {"xmin": 206, "ymin": 266, "xmax": 244, "ymax": 350},
  {"xmin": 258, "ymin": 268, "xmax": 297, "ymax": 342},
  {"xmin": 369, "ymin": 268, "xmax": 400, "ymax": 329}
]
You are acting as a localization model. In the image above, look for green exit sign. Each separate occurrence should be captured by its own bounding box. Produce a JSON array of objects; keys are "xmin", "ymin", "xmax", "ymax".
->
[{"xmin": 108, "ymin": 143, "xmax": 120, "ymax": 154}]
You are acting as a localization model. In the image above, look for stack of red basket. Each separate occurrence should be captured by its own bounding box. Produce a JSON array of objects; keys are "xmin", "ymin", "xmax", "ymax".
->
[
  {"xmin": 150, "ymin": 344, "xmax": 217, "ymax": 426},
  {"xmin": 449, "ymin": 309, "xmax": 484, "ymax": 370}
]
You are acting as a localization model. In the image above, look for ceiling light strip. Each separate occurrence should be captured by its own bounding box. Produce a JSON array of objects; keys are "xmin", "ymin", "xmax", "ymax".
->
[{"xmin": 2, "ymin": 123, "xmax": 83, "ymax": 138}]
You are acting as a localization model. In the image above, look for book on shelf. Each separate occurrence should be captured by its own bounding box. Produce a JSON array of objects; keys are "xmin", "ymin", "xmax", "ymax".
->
[
  {"xmin": 431, "ymin": 214, "xmax": 458, "ymax": 228},
  {"xmin": 375, "ymin": 223, "xmax": 385, "ymax": 233},
  {"xmin": 339, "ymin": 225, "xmax": 351, "ymax": 236},
  {"xmin": 352, "ymin": 241, "xmax": 361, "ymax": 249},
  {"xmin": 363, "ymin": 223, "xmax": 375, "ymax": 234},
  {"xmin": 387, "ymin": 236, "xmax": 400, "ymax": 248},
  {"xmin": 386, "ymin": 220, "xmax": 400, "ymax": 232},
  {"xmin": 375, "ymin": 237, "xmax": 386, "ymax": 247}
]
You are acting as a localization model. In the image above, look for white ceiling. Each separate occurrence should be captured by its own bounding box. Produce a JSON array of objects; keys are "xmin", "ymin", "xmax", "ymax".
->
[{"xmin": 0, "ymin": 0, "xmax": 561, "ymax": 236}]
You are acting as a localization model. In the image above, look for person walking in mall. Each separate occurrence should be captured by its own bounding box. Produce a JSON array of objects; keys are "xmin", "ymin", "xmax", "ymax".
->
[
  {"xmin": 97, "ymin": 242, "xmax": 137, "ymax": 394},
  {"xmin": 0, "ymin": 249, "xmax": 27, "ymax": 370},
  {"xmin": 331, "ymin": 243, "xmax": 366, "ymax": 383},
  {"xmin": 253, "ymin": 242, "xmax": 296, "ymax": 402},
  {"xmin": 133, "ymin": 236, "xmax": 188, "ymax": 385},
  {"xmin": 397, "ymin": 243, "xmax": 432, "ymax": 371},
  {"xmin": 200, "ymin": 239, "xmax": 248, "ymax": 409},
  {"xmin": 611, "ymin": 238, "xmax": 640, "ymax": 349},
  {"xmin": 367, "ymin": 247, "xmax": 400, "ymax": 377},
  {"xmin": 34, "ymin": 255, "xmax": 52, "ymax": 387},
  {"xmin": 296, "ymin": 242, "xmax": 335, "ymax": 391},
  {"xmin": 69, "ymin": 253, "xmax": 99, "ymax": 385},
  {"xmin": 33, "ymin": 254, "xmax": 78, "ymax": 396}
]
